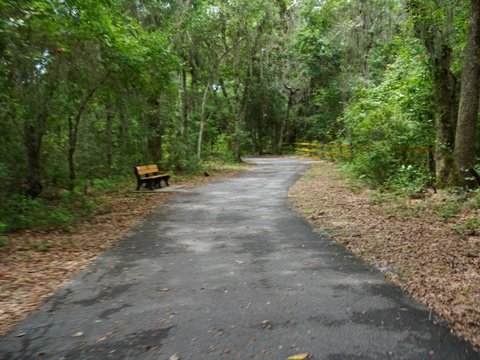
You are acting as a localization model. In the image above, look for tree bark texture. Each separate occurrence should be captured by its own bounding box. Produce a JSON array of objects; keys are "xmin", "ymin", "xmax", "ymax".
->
[
  {"xmin": 407, "ymin": 0, "xmax": 458, "ymax": 186},
  {"xmin": 433, "ymin": 50, "xmax": 458, "ymax": 186},
  {"xmin": 453, "ymin": 0, "xmax": 480, "ymax": 186}
]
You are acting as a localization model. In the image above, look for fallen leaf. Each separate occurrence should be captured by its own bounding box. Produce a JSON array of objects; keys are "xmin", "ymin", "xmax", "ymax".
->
[
  {"xmin": 169, "ymin": 355, "xmax": 179, "ymax": 360},
  {"xmin": 287, "ymin": 354, "xmax": 310, "ymax": 360},
  {"xmin": 72, "ymin": 332, "xmax": 84, "ymax": 337},
  {"xmin": 159, "ymin": 288, "xmax": 170, "ymax": 292}
]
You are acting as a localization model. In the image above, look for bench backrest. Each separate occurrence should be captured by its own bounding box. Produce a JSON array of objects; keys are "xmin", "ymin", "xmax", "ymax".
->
[{"xmin": 135, "ymin": 164, "xmax": 159, "ymax": 176}]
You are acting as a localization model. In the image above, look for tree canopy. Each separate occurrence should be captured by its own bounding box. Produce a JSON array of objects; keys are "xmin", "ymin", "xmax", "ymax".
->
[{"xmin": 1, "ymin": 0, "xmax": 480, "ymax": 231}]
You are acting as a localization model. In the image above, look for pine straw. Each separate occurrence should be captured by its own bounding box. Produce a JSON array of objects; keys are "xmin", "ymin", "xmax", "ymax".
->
[
  {"xmin": 0, "ymin": 167, "xmax": 246, "ymax": 338},
  {"xmin": 288, "ymin": 159, "xmax": 480, "ymax": 350}
]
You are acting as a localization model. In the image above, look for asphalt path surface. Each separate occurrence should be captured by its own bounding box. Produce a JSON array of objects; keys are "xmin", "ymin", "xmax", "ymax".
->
[{"xmin": 1, "ymin": 158, "xmax": 477, "ymax": 360}]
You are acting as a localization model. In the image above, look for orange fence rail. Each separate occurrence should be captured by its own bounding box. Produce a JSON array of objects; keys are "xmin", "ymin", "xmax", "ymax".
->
[
  {"xmin": 283, "ymin": 142, "xmax": 433, "ymax": 168},
  {"xmin": 283, "ymin": 142, "xmax": 353, "ymax": 159}
]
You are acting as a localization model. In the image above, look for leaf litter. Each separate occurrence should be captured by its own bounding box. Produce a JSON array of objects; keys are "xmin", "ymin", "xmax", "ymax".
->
[{"xmin": 288, "ymin": 159, "xmax": 480, "ymax": 350}]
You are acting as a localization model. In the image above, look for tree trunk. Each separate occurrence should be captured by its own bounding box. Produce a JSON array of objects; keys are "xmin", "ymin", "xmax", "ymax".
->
[
  {"xmin": 197, "ymin": 83, "xmax": 210, "ymax": 160},
  {"xmin": 236, "ymin": 81, "xmax": 249, "ymax": 160},
  {"xmin": 197, "ymin": 40, "xmax": 243, "ymax": 160},
  {"xmin": 148, "ymin": 94, "xmax": 164, "ymax": 163},
  {"xmin": 453, "ymin": 0, "xmax": 480, "ymax": 186},
  {"xmin": 433, "ymin": 50, "xmax": 458, "ymax": 186},
  {"xmin": 277, "ymin": 85, "xmax": 300, "ymax": 154},
  {"xmin": 407, "ymin": 0, "xmax": 458, "ymax": 186},
  {"xmin": 68, "ymin": 115, "xmax": 77, "ymax": 187},
  {"xmin": 182, "ymin": 68, "xmax": 189, "ymax": 140},
  {"xmin": 362, "ymin": 15, "xmax": 379, "ymax": 83},
  {"xmin": 68, "ymin": 73, "xmax": 110, "ymax": 188},
  {"xmin": 24, "ymin": 123, "xmax": 43, "ymax": 198},
  {"xmin": 106, "ymin": 102, "xmax": 114, "ymax": 174}
]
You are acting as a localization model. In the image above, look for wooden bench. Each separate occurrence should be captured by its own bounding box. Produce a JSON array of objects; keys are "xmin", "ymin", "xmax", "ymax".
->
[{"xmin": 134, "ymin": 164, "xmax": 170, "ymax": 190}]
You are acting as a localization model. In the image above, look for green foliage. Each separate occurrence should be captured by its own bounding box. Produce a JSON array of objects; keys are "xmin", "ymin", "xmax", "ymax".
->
[
  {"xmin": 340, "ymin": 36, "xmax": 434, "ymax": 187},
  {"xmin": 464, "ymin": 217, "xmax": 480, "ymax": 235},
  {"xmin": 343, "ymin": 142, "xmax": 396, "ymax": 185},
  {"xmin": 388, "ymin": 164, "xmax": 432, "ymax": 195},
  {"xmin": 0, "ymin": 221, "xmax": 7, "ymax": 247},
  {"xmin": 433, "ymin": 202, "xmax": 460, "ymax": 220},
  {"xmin": 0, "ymin": 0, "xmax": 474, "ymax": 234},
  {"xmin": 209, "ymin": 133, "xmax": 238, "ymax": 162},
  {"xmin": 0, "ymin": 189, "xmax": 95, "ymax": 233}
]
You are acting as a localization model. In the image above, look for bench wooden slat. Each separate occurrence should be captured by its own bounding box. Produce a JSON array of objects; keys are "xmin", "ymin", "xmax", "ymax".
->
[
  {"xmin": 134, "ymin": 164, "xmax": 170, "ymax": 190},
  {"xmin": 136, "ymin": 164, "xmax": 160, "ymax": 176}
]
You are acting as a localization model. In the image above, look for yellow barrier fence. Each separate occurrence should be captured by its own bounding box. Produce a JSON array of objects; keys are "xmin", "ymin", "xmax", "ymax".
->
[
  {"xmin": 283, "ymin": 142, "xmax": 353, "ymax": 159},
  {"xmin": 283, "ymin": 142, "xmax": 433, "ymax": 168}
]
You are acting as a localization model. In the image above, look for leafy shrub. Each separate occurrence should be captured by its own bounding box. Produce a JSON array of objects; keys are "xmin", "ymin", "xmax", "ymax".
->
[
  {"xmin": 339, "ymin": 37, "xmax": 434, "ymax": 188},
  {"xmin": 344, "ymin": 142, "xmax": 396, "ymax": 186},
  {"xmin": 0, "ymin": 187, "xmax": 95, "ymax": 233},
  {"xmin": 0, "ymin": 221, "xmax": 7, "ymax": 247},
  {"xmin": 388, "ymin": 164, "xmax": 432, "ymax": 194}
]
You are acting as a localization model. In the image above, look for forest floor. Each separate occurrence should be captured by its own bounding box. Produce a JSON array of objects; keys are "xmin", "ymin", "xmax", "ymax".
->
[
  {"xmin": 1, "ymin": 157, "xmax": 479, "ymax": 350},
  {"xmin": 289, "ymin": 159, "xmax": 480, "ymax": 350}
]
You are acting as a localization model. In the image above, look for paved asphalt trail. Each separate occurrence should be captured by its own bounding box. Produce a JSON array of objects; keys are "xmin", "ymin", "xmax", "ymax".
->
[{"xmin": 1, "ymin": 158, "xmax": 477, "ymax": 360}]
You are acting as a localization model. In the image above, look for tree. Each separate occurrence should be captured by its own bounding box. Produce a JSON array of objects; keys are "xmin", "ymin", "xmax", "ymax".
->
[
  {"xmin": 406, "ymin": 0, "xmax": 465, "ymax": 186},
  {"xmin": 453, "ymin": 0, "xmax": 480, "ymax": 186},
  {"xmin": 277, "ymin": 84, "xmax": 300, "ymax": 153}
]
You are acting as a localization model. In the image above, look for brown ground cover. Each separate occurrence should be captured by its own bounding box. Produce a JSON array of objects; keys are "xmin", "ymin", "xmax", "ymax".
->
[{"xmin": 289, "ymin": 159, "xmax": 480, "ymax": 350}]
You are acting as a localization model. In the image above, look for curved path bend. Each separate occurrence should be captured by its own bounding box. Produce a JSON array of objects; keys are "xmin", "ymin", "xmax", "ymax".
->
[{"xmin": 0, "ymin": 158, "xmax": 477, "ymax": 360}]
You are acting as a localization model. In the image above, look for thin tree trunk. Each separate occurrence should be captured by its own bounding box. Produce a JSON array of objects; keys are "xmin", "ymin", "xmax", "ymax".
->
[
  {"xmin": 106, "ymin": 102, "xmax": 114, "ymax": 173},
  {"xmin": 182, "ymin": 68, "xmax": 189, "ymax": 139},
  {"xmin": 24, "ymin": 123, "xmax": 43, "ymax": 198},
  {"xmin": 197, "ymin": 39, "xmax": 245, "ymax": 160},
  {"xmin": 197, "ymin": 83, "xmax": 210, "ymax": 160},
  {"xmin": 277, "ymin": 84, "xmax": 300, "ymax": 154},
  {"xmin": 68, "ymin": 73, "xmax": 110, "ymax": 188},
  {"xmin": 148, "ymin": 94, "xmax": 164, "ymax": 163},
  {"xmin": 236, "ymin": 81, "xmax": 249, "ymax": 160},
  {"xmin": 68, "ymin": 115, "xmax": 77, "ymax": 186},
  {"xmin": 453, "ymin": 0, "xmax": 480, "ymax": 186},
  {"xmin": 362, "ymin": 15, "xmax": 379, "ymax": 82}
]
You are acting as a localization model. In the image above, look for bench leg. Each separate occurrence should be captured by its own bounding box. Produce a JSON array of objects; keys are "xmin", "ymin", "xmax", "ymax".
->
[{"xmin": 145, "ymin": 179, "xmax": 155, "ymax": 190}]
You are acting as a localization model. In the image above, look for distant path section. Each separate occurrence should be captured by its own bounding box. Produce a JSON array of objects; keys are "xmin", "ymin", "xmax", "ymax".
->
[{"xmin": 0, "ymin": 158, "xmax": 477, "ymax": 359}]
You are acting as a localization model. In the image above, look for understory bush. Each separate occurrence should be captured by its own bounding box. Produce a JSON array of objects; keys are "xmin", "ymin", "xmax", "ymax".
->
[
  {"xmin": 0, "ymin": 188, "xmax": 95, "ymax": 233},
  {"xmin": 339, "ymin": 37, "xmax": 434, "ymax": 188}
]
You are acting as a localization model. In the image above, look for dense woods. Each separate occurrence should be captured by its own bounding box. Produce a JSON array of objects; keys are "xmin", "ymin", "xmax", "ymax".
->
[{"xmin": 1, "ymin": 0, "xmax": 480, "ymax": 234}]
